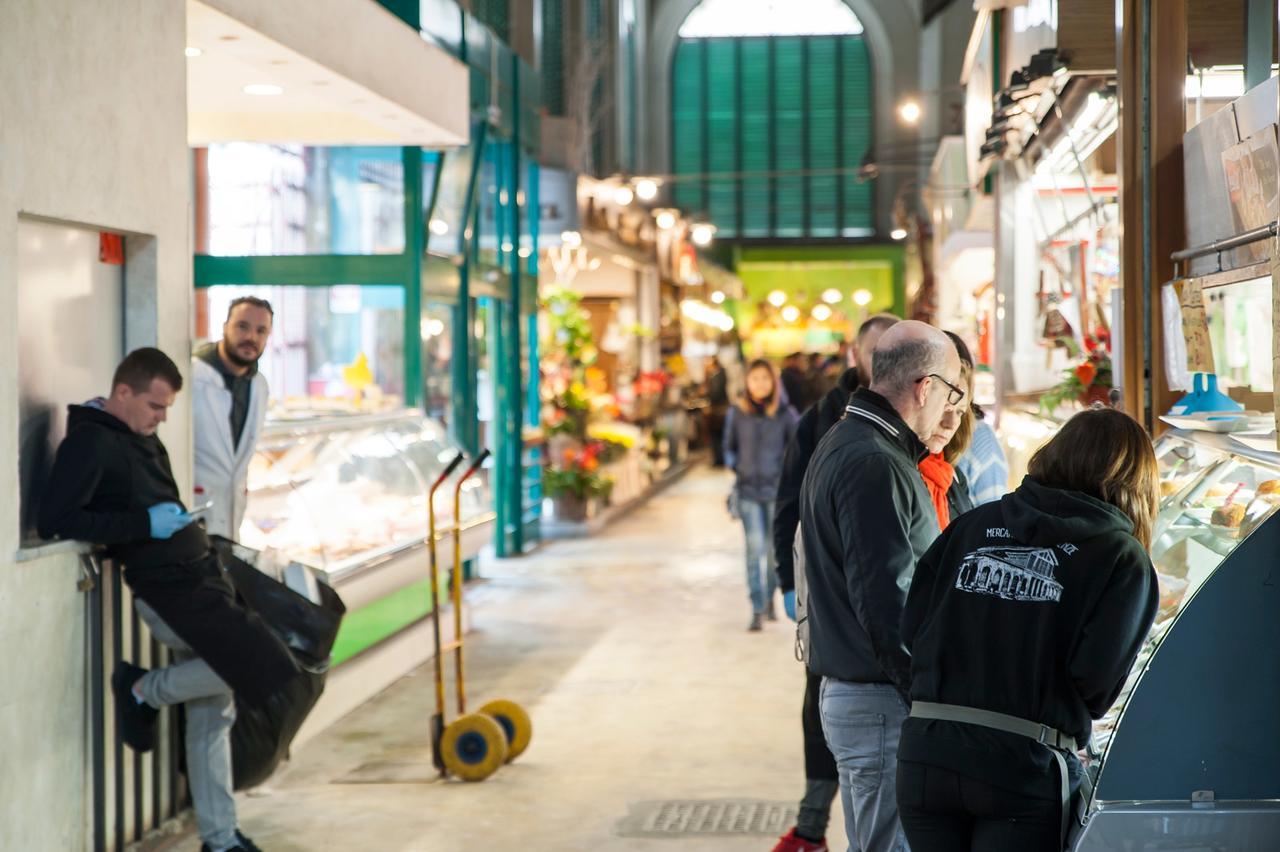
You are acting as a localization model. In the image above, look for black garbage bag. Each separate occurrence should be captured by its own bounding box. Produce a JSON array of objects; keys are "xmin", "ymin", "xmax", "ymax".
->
[{"xmin": 208, "ymin": 537, "xmax": 347, "ymax": 790}]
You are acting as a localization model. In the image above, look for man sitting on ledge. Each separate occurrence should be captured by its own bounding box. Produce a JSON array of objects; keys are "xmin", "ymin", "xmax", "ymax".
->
[{"xmin": 38, "ymin": 347, "xmax": 296, "ymax": 852}]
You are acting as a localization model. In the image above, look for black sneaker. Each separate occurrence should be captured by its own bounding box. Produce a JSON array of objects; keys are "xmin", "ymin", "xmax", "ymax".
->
[
  {"xmin": 111, "ymin": 661, "xmax": 159, "ymax": 753},
  {"xmin": 199, "ymin": 834, "xmax": 261, "ymax": 852},
  {"xmin": 235, "ymin": 832, "xmax": 264, "ymax": 852}
]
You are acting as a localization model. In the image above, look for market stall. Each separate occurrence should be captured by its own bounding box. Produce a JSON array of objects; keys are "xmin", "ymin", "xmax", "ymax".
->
[
  {"xmin": 1069, "ymin": 70, "xmax": 1280, "ymax": 849},
  {"xmin": 1070, "ymin": 428, "xmax": 1280, "ymax": 848}
]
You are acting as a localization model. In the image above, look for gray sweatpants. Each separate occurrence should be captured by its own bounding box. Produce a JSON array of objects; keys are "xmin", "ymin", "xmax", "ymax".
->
[{"xmin": 134, "ymin": 599, "xmax": 238, "ymax": 850}]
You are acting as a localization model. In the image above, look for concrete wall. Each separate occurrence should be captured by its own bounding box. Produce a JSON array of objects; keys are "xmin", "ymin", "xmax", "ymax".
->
[{"xmin": 0, "ymin": 1, "xmax": 190, "ymax": 847}]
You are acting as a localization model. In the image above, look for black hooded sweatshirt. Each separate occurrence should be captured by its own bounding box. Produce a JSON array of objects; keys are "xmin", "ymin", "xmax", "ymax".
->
[
  {"xmin": 899, "ymin": 476, "xmax": 1157, "ymax": 798},
  {"xmin": 38, "ymin": 403, "xmax": 208, "ymax": 567}
]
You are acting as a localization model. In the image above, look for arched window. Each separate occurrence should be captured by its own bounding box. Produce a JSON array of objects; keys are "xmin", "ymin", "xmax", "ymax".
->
[
  {"xmin": 672, "ymin": 0, "xmax": 874, "ymax": 239},
  {"xmin": 680, "ymin": 0, "xmax": 863, "ymax": 38}
]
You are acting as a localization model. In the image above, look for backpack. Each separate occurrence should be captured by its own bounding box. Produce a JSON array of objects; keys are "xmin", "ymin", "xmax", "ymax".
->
[{"xmin": 793, "ymin": 523, "xmax": 810, "ymax": 664}]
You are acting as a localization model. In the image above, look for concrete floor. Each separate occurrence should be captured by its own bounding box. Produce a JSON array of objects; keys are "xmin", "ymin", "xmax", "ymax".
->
[{"xmin": 226, "ymin": 466, "xmax": 840, "ymax": 851}]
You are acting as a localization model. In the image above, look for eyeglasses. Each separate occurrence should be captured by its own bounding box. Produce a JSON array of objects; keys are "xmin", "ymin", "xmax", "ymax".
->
[{"xmin": 916, "ymin": 373, "xmax": 966, "ymax": 406}]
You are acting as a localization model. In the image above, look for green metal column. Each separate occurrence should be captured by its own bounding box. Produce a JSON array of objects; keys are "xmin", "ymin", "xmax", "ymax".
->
[
  {"xmin": 451, "ymin": 124, "xmax": 489, "ymax": 455},
  {"xmin": 402, "ymin": 146, "xmax": 424, "ymax": 408}
]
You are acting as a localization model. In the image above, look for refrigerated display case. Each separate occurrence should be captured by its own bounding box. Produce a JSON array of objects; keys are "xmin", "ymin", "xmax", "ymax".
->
[
  {"xmin": 239, "ymin": 410, "xmax": 495, "ymax": 610},
  {"xmin": 1071, "ymin": 429, "xmax": 1280, "ymax": 848}
]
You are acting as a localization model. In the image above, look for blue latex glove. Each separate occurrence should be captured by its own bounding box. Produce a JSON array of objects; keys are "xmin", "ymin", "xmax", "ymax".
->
[
  {"xmin": 783, "ymin": 590, "xmax": 797, "ymax": 622},
  {"xmin": 148, "ymin": 502, "xmax": 194, "ymax": 540}
]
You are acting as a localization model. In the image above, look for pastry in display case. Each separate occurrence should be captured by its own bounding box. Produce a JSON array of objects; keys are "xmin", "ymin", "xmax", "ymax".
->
[
  {"xmin": 1071, "ymin": 429, "xmax": 1280, "ymax": 849},
  {"xmin": 239, "ymin": 410, "xmax": 494, "ymax": 582}
]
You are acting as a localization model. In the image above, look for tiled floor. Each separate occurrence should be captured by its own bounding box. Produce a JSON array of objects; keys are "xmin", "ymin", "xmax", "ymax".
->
[{"xmin": 187, "ymin": 466, "xmax": 836, "ymax": 851}]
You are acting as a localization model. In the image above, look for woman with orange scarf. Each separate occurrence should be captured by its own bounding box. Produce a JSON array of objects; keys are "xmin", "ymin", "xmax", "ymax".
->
[{"xmin": 917, "ymin": 332, "xmax": 978, "ymax": 529}]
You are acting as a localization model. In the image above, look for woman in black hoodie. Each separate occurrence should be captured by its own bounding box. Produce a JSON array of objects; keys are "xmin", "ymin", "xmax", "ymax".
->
[{"xmin": 896, "ymin": 408, "xmax": 1159, "ymax": 851}]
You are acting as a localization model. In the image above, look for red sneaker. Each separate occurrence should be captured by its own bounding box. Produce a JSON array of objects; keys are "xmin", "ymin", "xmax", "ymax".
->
[{"xmin": 771, "ymin": 827, "xmax": 828, "ymax": 852}]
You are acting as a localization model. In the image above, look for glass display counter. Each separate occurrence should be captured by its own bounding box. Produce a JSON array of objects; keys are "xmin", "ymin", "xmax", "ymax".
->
[
  {"xmin": 240, "ymin": 410, "xmax": 494, "ymax": 584},
  {"xmin": 1073, "ymin": 428, "xmax": 1280, "ymax": 849}
]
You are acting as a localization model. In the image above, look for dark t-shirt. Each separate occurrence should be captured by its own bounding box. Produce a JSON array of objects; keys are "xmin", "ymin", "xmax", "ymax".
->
[{"xmin": 197, "ymin": 342, "xmax": 256, "ymax": 449}]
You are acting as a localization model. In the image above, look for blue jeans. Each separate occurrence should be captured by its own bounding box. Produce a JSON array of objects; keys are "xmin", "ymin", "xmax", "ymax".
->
[
  {"xmin": 739, "ymin": 498, "xmax": 778, "ymax": 613},
  {"xmin": 820, "ymin": 679, "xmax": 911, "ymax": 852}
]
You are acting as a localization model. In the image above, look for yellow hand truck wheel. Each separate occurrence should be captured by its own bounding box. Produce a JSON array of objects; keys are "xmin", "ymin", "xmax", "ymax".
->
[
  {"xmin": 440, "ymin": 713, "xmax": 508, "ymax": 782},
  {"xmin": 479, "ymin": 699, "xmax": 533, "ymax": 762}
]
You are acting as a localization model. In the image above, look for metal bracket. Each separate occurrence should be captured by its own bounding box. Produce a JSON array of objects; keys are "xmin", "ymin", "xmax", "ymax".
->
[
  {"xmin": 1191, "ymin": 790, "xmax": 1215, "ymax": 809},
  {"xmin": 77, "ymin": 553, "xmax": 102, "ymax": 593}
]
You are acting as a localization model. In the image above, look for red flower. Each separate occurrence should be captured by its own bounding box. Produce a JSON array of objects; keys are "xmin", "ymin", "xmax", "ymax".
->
[{"xmin": 1076, "ymin": 362, "xmax": 1097, "ymax": 386}]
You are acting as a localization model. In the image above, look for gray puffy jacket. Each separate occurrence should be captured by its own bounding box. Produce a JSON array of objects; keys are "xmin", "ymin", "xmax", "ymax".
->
[{"xmin": 724, "ymin": 402, "xmax": 799, "ymax": 502}]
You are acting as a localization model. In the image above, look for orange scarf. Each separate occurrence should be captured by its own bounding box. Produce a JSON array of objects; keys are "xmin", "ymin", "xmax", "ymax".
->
[{"xmin": 918, "ymin": 452, "xmax": 955, "ymax": 530}]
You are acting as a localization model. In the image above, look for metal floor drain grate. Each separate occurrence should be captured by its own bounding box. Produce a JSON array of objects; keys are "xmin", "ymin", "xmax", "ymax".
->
[{"xmin": 616, "ymin": 799, "xmax": 797, "ymax": 837}]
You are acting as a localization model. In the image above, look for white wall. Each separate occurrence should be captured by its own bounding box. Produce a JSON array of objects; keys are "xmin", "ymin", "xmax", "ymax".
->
[{"xmin": 0, "ymin": 1, "xmax": 190, "ymax": 847}]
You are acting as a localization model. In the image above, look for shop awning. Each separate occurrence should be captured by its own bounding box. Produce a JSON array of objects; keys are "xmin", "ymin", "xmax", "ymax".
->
[{"xmin": 187, "ymin": 0, "xmax": 469, "ymax": 146}]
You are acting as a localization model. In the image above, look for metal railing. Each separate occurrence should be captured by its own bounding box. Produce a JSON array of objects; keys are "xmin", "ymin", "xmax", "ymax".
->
[{"xmin": 82, "ymin": 553, "xmax": 187, "ymax": 851}]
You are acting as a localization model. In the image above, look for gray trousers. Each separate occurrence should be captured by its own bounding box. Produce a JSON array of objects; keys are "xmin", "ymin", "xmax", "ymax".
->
[
  {"xmin": 819, "ymin": 679, "xmax": 911, "ymax": 852},
  {"xmin": 134, "ymin": 599, "xmax": 238, "ymax": 850}
]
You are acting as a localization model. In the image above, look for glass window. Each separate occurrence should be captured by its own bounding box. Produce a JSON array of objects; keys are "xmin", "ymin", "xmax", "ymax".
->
[
  {"xmin": 422, "ymin": 300, "xmax": 454, "ymax": 428},
  {"xmin": 427, "ymin": 146, "xmax": 477, "ymax": 257},
  {"xmin": 679, "ymin": 0, "xmax": 863, "ymax": 38},
  {"xmin": 202, "ymin": 145, "xmax": 405, "ymax": 256},
  {"xmin": 203, "ymin": 284, "xmax": 405, "ymax": 415}
]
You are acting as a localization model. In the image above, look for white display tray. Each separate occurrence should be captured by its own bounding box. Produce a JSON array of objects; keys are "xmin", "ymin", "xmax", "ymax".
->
[{"xmin": 1159, "ymin": 411, "xmax": 1270, "ymax": 433}]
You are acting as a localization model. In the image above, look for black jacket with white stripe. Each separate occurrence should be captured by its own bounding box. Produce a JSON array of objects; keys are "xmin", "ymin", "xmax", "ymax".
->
[{"xmin": 799, "ymin": 388, "xmax": 938, "ymax": 696}]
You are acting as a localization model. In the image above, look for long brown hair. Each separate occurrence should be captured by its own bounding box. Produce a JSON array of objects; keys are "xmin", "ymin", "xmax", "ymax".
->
[
  {"xmin": 738, "ymin": 358, "xmax": 781, "ymax": 416},
  {"xmin": 1027, "ymin": 408, "xmax": 1159, "ymax": 548},
  {"xmin": 942, "ymin": 332, "xmax": 976, "ymax": 464}
]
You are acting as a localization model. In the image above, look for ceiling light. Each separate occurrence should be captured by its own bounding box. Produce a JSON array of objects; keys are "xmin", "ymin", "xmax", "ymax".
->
[
  {"xmin": 518, "ymin": 246, "xmax": 532, "ymax": 258},
  {"xmin": 655, "ymin": 210, "xmax": 678, "ymax": 230},
  {"xmin": 890, "ymin": 228, "xmax": 908, "ymax": 240},
  {"xmin": 614, "ymin": 186, "xmax": 635, "ymax": 206},
  {"xmin": 588, "ymin": 258, "xmax": 603, "ymax": 271},
  {"xmin": 429, "ymin": 219, "xmax": 449, "ymax": 236},
  {"xmin": 812, "ymin": 304, "xmax": 833, "ymax": 322},
  {"xmin": 853, "ymin": 289, "xmax": 873, "ymax": 307},
  {"xmin": 710, "ymin": 290, "xmax": 726, "ymax": 304},
  {"xmin": 561, "ymin": 230, "xmax": 582, "ymax": 248},
  {"xmin": 767, "ymin": 290, "xmax": 788, "ymax": 307},
  {"xmin": 782, "ymin": 305, "xmax": 801, "ymax": 323},
  {"xmin": 691, "ymin": 223, "xmax": 717, "ymax": 246},
  {"xmin": 185, "ymin": 47, "xmax": 203, "ymax": 58},
  {"xmin": 822, "ymin": 288, "xmax": 842, "ymax": 304},
  {"xmin": 898, "ymin": 99, "xmax": 922, "ymax": 125},
  {"xmin": 421, "ymin": 318, "xmax": 446, "ymax": 339},
  {"xmin": 502, "ymin": 242, "xmax": 514, "ymax": 253},
  {"xmin": 243, "ymin": 84, "xmax": 284, "ymax": 96},
  {"xmin": 635, "ymin": 179, "xmax": 659, "ymax": 201}
]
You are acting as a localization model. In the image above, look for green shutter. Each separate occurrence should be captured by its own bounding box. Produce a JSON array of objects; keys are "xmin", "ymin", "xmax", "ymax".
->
[
  {"xmin": 671, "ymin": 33, "xmax": 874, "ymax": 240},
  {"xmin": 841, "ymin": 37, "xmax": 874, "ymax": 234},
  {"xmin": 739, "ymin": 38, "xmax": 772, "ymax": 238},
  {"xmin": 706, "ymin": 38, "xmax": 738, "ymax": 233},
  {"xmin": 542, "ymin": 0, "xmax": 566, "ymax": 115},
  {"xmin": 807, "ymin": 36, "xmax": 839, "ymax": 237},
  {"xmin": 772, "ymin": 37, "xmax": 804, "ymax": 238}
]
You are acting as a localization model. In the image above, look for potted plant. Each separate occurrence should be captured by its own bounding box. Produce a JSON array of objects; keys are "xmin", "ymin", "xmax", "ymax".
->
[
  {"xmin": 1040, "ymin": 333, "xmax": 1113, "ymax": 415},
  {"xmin": 544, "ymin": 444, "xmax": 615, "ymax": 521}
]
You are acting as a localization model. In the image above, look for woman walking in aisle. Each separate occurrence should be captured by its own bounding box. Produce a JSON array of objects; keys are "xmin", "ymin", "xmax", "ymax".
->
[
  {"xmin": 897, "ymin": 408, "xmax": 1159, "ymax": 851},
  {"xmin": 725, "ymin": 359, "xmax": 798, "ymax": 631}
]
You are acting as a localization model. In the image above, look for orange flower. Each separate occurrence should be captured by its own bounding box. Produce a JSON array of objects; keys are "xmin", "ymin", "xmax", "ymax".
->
[
  {"xmin": 562, "ymin": 447, "xmax": 578, "ymax": 464},
  {"xmin": 582, "ymin": 457, "xmax": 599, "ymax": 472},
  {"xmin": 1076, "ymin": 362, "xmax": 1097, "ymax": 386}
]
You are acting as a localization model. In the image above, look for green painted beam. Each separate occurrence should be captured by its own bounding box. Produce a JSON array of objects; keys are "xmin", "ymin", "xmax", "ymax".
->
[{"xmin": 194, "ymin": 254, "xmax": 412, "ymax": 288}]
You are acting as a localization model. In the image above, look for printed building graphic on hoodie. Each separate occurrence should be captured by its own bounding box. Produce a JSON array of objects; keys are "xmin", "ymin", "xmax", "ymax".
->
[{"xmin": 955, "ymin": 544, "xmax": 1063, "ymax": 603}]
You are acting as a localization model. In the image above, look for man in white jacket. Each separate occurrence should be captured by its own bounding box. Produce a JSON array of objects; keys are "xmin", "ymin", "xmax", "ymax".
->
[{"xmin": 193, "ymin": 297, "xmax": 273, "ymax": 540}]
